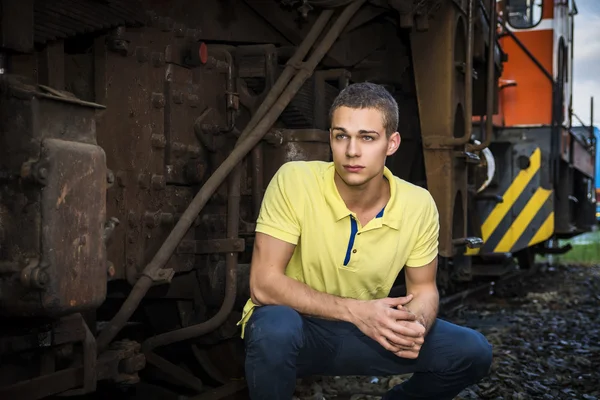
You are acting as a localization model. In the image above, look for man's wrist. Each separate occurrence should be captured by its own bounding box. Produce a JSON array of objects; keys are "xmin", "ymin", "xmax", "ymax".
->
[{"xmin": 339, "ymin": 297, "xmax": 362, "ymax": 324}]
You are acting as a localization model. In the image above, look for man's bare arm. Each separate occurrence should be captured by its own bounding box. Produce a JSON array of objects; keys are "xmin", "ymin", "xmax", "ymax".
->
[
  {"xmin": 403, "ymin": 257, "xmax": 439, "ymax": 334},
  {"xmin": 249, "ymin": 232, "xmax": 421, "ymax": 352},
  {"xmin": 249, "ymin": 232, "xmax": 361, "ymax": 322}
]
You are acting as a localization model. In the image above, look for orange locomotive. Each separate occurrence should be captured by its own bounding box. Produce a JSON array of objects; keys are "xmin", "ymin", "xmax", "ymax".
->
[{"xmin": 466, "ymin": 0, "xmax": 595, "ymax": 269}]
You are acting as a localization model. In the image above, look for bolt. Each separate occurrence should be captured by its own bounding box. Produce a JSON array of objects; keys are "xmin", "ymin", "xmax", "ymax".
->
[
  {"xmin": 107, "ymin": 262, "xmax": 116, "ymax": 278},
  {"xmin": 171, "ymin": 141, "xmax": 186, "ymax": 157},
  {"xmin": 38, "ymin": 167, "xmax": 48, "ymax": 179},
  {"xmin": 151, "ymin": 93, "xmax": 165, "ymax": 109},
  {"xmin": 35, "ymin": 270, "xmax": 49, "ymax": 288},
  {"xmin": 172, "ymin": 90, "xmax": 184, "ymax": 104},
  {"xmin": 151, "ymin": 134, "xmax": 166, "ymax": 149},
  {"xmin": 138, "ymin": 173, "xmax": 150, "ymax": 189},
  {"xmin": 151, "ymin": 175, "xmax": 165, "ymax": 190},
  {"xmin": 187, "ymin": 145, "xmax": 201, "ymax": 157},
  {"xmin": 144, "ymin": 211, "xmax": 159, "ymax": 229},
  {"xmin": 106, "ymin": 170, "xmax": 115, "ymax": 185},
  {"xmin": 187, "ymin": 94, "xmax": 199, "ymax": 108}
]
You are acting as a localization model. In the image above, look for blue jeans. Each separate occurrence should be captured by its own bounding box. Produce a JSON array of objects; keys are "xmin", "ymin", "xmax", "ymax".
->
[{"xmin": 244, "ymin": 305, "xmax": 493, "ymax": 400}]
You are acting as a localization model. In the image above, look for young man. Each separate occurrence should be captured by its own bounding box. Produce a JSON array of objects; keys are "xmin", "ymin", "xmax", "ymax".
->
[{"xmin": 238, "ymin": 82, "xmax": 493, "ymax": 399}]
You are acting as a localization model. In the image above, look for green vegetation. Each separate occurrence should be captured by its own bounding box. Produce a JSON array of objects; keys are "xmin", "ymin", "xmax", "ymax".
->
[{"xmin": 538, "ymin": 229, "xmax": 600, "ymax": 265}]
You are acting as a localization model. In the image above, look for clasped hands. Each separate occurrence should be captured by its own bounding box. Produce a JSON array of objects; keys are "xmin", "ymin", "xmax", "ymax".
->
[{"xmin": 352, "ymin": 294, "xmax": 425, "ymax": 359}]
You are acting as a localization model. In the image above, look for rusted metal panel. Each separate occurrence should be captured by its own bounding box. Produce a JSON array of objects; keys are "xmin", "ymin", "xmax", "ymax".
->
[
  {"xmin": 39, "ymin": 138, "xmax": 108, "ymax": 315},
  {"xmin": 96, "ymin": 27, "xmax": 167, "ymax": 283},
  {"xmin": 0, "ymin": 75, "xmax": 108, "ymax": 317},
  {"xmin": 95, "ymin": 22, "xmax": 228, "ymax": 282}
]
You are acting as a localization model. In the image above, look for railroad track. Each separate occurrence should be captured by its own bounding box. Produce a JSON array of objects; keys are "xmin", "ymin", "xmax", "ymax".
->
[{"xmin": 439, "ymin": 264, "xmax": 540, "ymax": 307}]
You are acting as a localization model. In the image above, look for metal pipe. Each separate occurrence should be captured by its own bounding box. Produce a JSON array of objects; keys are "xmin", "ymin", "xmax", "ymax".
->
[
  {"xmin": 209, "ymin": 46, "xmax": 237, "ymax": 133},
  {"xmin": 467, "ymin": 0, "xmax": 496, "ymax": 152},
  {"xmin": 96, "ymin": 1, "xmax": 365, "ymax": 353},
  {"xmin": 141, "ymin": 0, "xmax": 365, "ymax": 353}
]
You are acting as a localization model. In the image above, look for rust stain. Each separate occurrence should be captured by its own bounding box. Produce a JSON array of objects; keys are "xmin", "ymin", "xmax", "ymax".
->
[{"xmin": 56, "ymin": 184, "xmax": 69, "ymax": 207}]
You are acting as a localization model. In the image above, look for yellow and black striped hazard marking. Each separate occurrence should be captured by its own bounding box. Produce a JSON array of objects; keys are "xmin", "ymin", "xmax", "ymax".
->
[{"xmin": 466, "ymin": 147, "xmax": 555, "ymax": 255}]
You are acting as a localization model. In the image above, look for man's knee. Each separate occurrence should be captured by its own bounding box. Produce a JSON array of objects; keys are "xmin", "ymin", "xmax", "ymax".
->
[
  {"xmin": 454, "ymin": 327, "xmax": 493, "ymax": 381},
  {"xmin": 244, "ymin": 305, "xmax": 304, "ymax": 361}
]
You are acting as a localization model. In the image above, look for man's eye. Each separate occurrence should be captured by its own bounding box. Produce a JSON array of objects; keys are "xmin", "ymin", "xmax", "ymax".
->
[{"xmin": 363, "ymin": 136, "xmax": 374, "ymax": 141}]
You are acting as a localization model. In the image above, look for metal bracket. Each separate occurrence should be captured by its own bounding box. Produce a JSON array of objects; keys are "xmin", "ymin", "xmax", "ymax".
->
[
  {"xmin": 453, "ymin": 237, "xmax": 484, "ymax": 249},
  {"xmin": 142, "ymin": 268, "xmax": 175, "ymax": 285},
  {"xmin": 454, "ymin": 150, "xmax": 481, "ymax": 164}
]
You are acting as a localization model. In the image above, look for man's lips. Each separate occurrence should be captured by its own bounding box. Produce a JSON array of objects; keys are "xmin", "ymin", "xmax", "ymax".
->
[{"xmin": 344, "ymin": 165, "xmax": 364, "ymax": 172}]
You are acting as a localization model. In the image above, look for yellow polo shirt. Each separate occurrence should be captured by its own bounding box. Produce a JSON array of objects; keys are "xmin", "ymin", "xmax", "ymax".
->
[{"xmin": 238, "ymin": 161, "xmax": 439, "ymax": 337}]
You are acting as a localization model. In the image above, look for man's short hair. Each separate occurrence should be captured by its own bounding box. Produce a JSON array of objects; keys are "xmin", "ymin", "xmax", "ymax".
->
[{"xmin": 328, "ymin": 82, "xmax": 399, "ymax": 137}]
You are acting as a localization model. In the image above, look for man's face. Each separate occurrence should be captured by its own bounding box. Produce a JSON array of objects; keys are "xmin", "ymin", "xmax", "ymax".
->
[{"xmin": 329, "ymin": 106, "xmax": 400, "ymax": 188}]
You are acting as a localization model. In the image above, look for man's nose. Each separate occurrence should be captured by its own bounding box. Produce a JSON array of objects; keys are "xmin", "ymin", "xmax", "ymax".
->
[{"xmin": 345, "ymin": 138, "xmax": 360, "ymax": 157}]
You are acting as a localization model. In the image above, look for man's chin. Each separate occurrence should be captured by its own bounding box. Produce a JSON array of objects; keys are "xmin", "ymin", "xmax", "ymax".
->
[{"xmin": 336, "ymin": 170, "xmax": 370, "ymax": 187}]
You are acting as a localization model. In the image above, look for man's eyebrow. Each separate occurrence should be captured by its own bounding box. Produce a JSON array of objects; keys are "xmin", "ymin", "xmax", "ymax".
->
[
  {"xmin": 358, "ymin": 129, "xmax": 380, "ymax": 135},
  {"xmin": 331, "ymin": 127, "xmax": 381, "ymax": 135}
]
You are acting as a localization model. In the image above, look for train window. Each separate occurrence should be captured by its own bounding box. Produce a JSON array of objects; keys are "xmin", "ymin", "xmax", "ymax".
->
[{"xmin": 506, "ymin": 0, "xmax": 543, "ymax": 29}]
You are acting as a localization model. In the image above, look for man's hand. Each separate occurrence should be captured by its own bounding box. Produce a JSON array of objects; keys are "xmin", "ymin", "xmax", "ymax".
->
[
  {"xmin": 349, "ymin": 295, "xmax": 426, "ymax": 354},
  {"xmin": 390, "ymin": 319, "xmax": 426, "ymax": 359}
]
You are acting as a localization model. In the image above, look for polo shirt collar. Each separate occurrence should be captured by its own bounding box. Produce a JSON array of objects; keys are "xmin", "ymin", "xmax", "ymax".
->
[{"xmin": 324, "ymin": 163, "xmax": 402, "ymax": 230}]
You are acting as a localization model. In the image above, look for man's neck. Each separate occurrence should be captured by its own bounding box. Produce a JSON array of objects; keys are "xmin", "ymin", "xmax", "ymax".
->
[{"xmin": 334, "ymin": 172, "xmax": 390, "ymax": 214}]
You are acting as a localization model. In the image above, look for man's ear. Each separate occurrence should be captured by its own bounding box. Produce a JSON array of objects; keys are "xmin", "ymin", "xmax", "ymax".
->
[{"xmin": 387, "ymin": 132, "xmax": 401, "ymax": 156}]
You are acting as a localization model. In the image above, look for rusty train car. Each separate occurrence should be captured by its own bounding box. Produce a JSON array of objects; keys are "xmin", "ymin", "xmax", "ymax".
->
[{"xmin": 0, "ymin": 0, "xmax": 593, "ymax": 398}]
